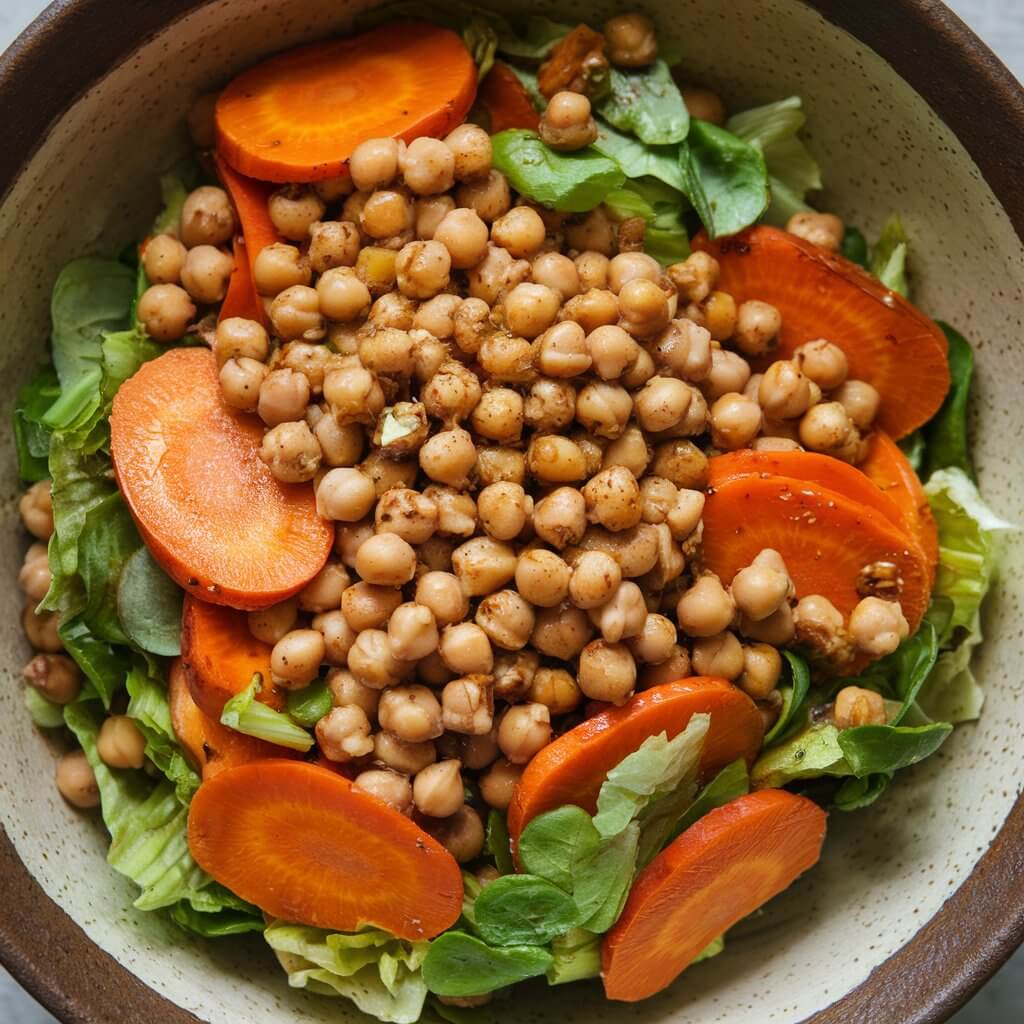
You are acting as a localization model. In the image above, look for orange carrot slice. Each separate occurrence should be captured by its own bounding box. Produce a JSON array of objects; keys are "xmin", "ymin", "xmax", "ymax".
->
[
  {"xmin": 180, "ymin": 595, "xmax": 285, "ymax": 719},
  {"xmin": 169, "ymin": 657, "xmax": 293, "ymax": 777},
  {"xmin": 478, "ymin": 61, "xmax": 540, "ymax": 132},
  {"xmin": 214, "ymin": 153, "xmax": 280, "ymax": 326},
  {"xmin": 860, "ymin": 432, "xmax": 939, "ymax": 581},
  {"xmin": 708, "ymin": 449, "xmax": 910, "ymax": 537},
  {"xmin": 188, "ymin": 760, "xmax": 463, "ymax": 938},
  {"xmin": 700, "ymin": 474, "xmax": 931, "ymax": 632},
  {"xmin": 693, "ymin": 226, "xmax": 950, "ymax": 438},
  {"xmin": 215, "ymin": 22, "xmax": 477, "ymax": 183},
  {"xmin": 110, "ymin": 347, "xmax": 332, "ymax": 610},
  {"xmin": 507, "ymin": 677, "xmax": 763, "ymax": 845},
  {"xmin": 602, "ymin": 790, "xmax": 826, "ymax": 1001}
]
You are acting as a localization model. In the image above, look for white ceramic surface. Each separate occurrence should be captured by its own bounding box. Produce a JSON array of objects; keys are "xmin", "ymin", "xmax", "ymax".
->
[{"xmin": 1, "ymin": 1, "xmax": 1022, "ymax": 1022}]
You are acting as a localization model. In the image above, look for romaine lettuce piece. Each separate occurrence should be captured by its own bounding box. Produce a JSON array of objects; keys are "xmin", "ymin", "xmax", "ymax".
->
[{"xmin": 220, "ymin": 675, "xmax": 314, "ymax": 751}]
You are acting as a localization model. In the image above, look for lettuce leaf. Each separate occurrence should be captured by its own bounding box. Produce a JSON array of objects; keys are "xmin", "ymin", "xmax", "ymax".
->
[
  {"xmin": 924, "ymin": 324, "xmax": 975, "ymax": 480},
  {"xmin": 603, "ymin": 177, "xmax": 690, "ymax": 266},
  {"xmin": 13, "ymin": 366, "xmax": 59, "ymax": 482},
  {"xmin": 220, "ymin": 675, "xmax": 315, "ymax": 751},
  {"xmin": 24, "ymin": 686, "xmax": 66, "ymax": 728},
  {"xmin": 597, "ymin": 61, "xmax": 689, "ymax": 146},
  {"xmin": 870, "ymin": 215, "xmax": 909, "ymax": 297},
  {"xmin": 592, "ymin": 119, "xmax": 686, "ymax": 192},
  {"xmin": 117, "ymin": 546, "xmax": 183, "ymax": 657},
  {"xmin": 266, "ymin": 921, "xmax": 431, "ymax": 1023},
  {"xmin": 545, "ymin": 928, "xmax": 600, "ymax": 985}
]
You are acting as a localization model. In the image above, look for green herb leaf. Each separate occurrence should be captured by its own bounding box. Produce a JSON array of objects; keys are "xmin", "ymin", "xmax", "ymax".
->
[
  {"xmin": 837, "ymin": 722, "xmax": 952, "ymax": 776},
  {"xmin": 923, "ymin": 324, "xmax": 975, "ymax": 480},
  {"xmin": 763, "ymin": 650, "xmax": 811, "ymax": 745},
  {"xmin": 832, "ymin": 772, "xmax": 892, "ymax": 812},
  {"xmin": 517, "ymin": 804, "xmax": 600, "ymax": 891},
  {"xmin": 573, "ymin": 822, "xmax": 640, "ymax": 933},
  {"xmin": 597, "ymin": 61, "xmax": 689, "ymax": 145},
  {"xmin": 592, "ymin": 119, "xmax": 686, "ymax": 192},
  {"xmin": 117, "ymin": 546, "xmax": 183, "ymax": 657},
  {"xmin": 286, "ymin": 678, "xmax": 333, "ymax": 728},
  {"xmin": 490, "ymin": 130, "xmax": 625, "ymax": 213},
  {"xmin": 667, "ymin": 759, "xmax": 749, "ymax": 843},
  {"xmin": 422, "ymin": 931, "xmax": 552, "ymax": 997},
  {"xmin": 484, "ymin": 810, "xmax": 515, "ymax": 876},
  {"xmin": 679, "ymin": 120, "xmax": 770, "ymax": 238},
  {"xmin": 474, "ymin": 874, "xmax": 579, "ymax": 946},
  {"xmin": 221, "ymin": 675, "xmax": 314, "ymax": 751}
]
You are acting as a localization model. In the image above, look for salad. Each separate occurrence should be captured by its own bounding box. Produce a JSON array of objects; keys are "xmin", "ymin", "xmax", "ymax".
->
[{"xmin": 12, "ymin": 5, "xmax": 1012, "ymax": 1020}]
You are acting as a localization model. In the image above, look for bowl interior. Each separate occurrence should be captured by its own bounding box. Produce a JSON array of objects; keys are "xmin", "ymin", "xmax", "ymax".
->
[{"xmin": 1, "ymin": 1, "xmax": 1023, "ymax": 1022}]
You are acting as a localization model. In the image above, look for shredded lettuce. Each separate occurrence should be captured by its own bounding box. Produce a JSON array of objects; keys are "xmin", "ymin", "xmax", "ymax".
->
[
  {"xmin": 265, "ymin": 922, "xmax": 430, "ymax": 1024},
  {"xmin": 220, "ymin": 675, "xmax": 315, "ymax": 751}
]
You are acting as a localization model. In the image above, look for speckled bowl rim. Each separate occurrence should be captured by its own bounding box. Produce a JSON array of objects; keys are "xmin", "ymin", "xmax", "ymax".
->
[{"xmin": 1, "ymin": 1, "xmax": 1023, "ymax": 1022}]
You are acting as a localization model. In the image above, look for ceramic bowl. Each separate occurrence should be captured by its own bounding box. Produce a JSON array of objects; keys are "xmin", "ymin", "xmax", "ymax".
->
[{"xmin": 1, "ymin": 1, "xmax": 1023, "ymax": 1022}]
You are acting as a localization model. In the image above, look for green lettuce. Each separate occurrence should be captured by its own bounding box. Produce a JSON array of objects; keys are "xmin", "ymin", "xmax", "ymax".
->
[
  {"xmin": 924, "ymin": 324, "xmax": 974, "ymax": 480},
  {"xmin": 597, "ymin": 61, "xmax": 689, "ymax": 146},
  {"xmin": 220, "ymin": 675, "xmax": 315, "ymax": 751},
  {"xmin": 545, "ymin": 928, "xmax": 600, "ymax": 985},
  {"xmin": 117, "ymin": 546, "xmax": 183, "ymax": 657},
  {"xmin": 603, "ymin": 177, "xmax": 690, "ymax": 266},
  {"xmin": 24, "ymin": 686, "xmax": 66, "ymax": 729},
  {"xmin": 592, "ymin": 119, "xmax": 686, "ymax": 192},
  {"xmin": 422, "ymin": 931, "xmax": 551, "ymax": 999},
  {"xmin": 265, "ymin": 921, "xmax": 430, "ymax": 1024},
  {"xmin": 13, "ymin": 367, "xmax": 59, "ymax": 482},
  {"xmin": 870, "ymin": 215, "xmax": 909, "ymax": 297}
]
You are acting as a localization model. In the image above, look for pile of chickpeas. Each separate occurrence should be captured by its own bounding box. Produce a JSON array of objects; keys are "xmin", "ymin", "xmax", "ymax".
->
[{"xmin": 19, "ymin": 11, "xmax": 910, "ymax": 847}]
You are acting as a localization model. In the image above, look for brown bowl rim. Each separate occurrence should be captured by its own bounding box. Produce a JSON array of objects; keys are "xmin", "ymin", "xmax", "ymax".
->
[{"xmin": 1, "ymin": 1, "xmax": 1023, "ymax": 1022}]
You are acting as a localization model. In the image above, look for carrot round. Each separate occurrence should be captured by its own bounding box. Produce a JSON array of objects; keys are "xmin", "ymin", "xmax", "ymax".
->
[
  {"xmin": 187, "ymin": 760, "xmax": 463, "ymax": 939},
  {"xmin": 110, "ymin": 347, "xmax": 332, "ymax": 609},
  {"xmin": 215, "ymin": 22, "xmax": 477, "ymax": 182},
  {"xmin": 180, "ymin": 595, "xmax": 285, "ymax": 719},
  {"xmin": 602, "ymin": 790, "xmax": 826, "ymax": 1001},
  {"xmin": 708, "ymin": 449, "xmax": 911, "ymax": 537},
  {"xmin": 693, "ymin": 226, "xmax": 950, "ymax": 438},
  {"xmin": 700, "ymin": 474, "xmax": 931, "ymax": 632},
  {"xmin": 478, "ymin": 61, "xmax": 540, "ymax": 133},
  {"xmin": 169, "ymin": 657, "xmax": 292, "ymax": 777},
  {"xmin": 214, "ymin": 153, "xmax": 280, "ymax": 326},
  {"xmin": 860, "ymin": 432, "xmax": 940, "ymax": 580},
  {"xmin": 507, "ymin": 677, "xmax": 763, "ymax": 845}
]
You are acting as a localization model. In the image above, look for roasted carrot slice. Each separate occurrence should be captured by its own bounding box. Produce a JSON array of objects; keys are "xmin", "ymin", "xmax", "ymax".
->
[
  {"xmin": 478, "ymin": 61, "xmax": 540, "ymax": 133},
  {"xmin": 179, "ymin": 595, "xmax": 286, "ymax": 719},
  {"xmin": 693, "ymin": 226, "xmax": 950, "ymax": 438},
  {"xmin": 214, "ymin": 153, "xmax": 280, "ymax": 326},
  {"xmin": 215, "ymin": 22, "xmax": 477, "ymax": 182},
  {"xmin": 169, "ymin": 657, "xmax": 292, "ymax": 777},
  {"xmin": 700, "ymin": 474, "xmax": 931, "ymax": 632},
  {"xmin": 507, "ymin": 677, "xmax": 763, "ymax": 845},
  {"xmin": 708, "ymin": 450, "xmax": 910, "ymax": 537},
  {"xmin": 602, "ymin": 790, "xmax": 826, "ymax": 1001},
  {"xmin": 860, "ymin": 432, "xmax": 940, "ymax": 581},
  {"xmin": 110, "ymin": 347, "xmax": 332, "ymax": 609},
  {"xmin": 188, "ymin": 760, "xmax": 463, "ymax": 938}
]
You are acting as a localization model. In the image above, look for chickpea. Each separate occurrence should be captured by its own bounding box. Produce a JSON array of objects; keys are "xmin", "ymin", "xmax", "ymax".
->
[
  {"xmin": 315, "ymin": 267, "xmax": 370, "ymax": 322},
  {"xmin": 530, "ymin": 603, "xmax": 593, "ymax": 659},
  {"xmin": 434, "ymin": 804, "xmax": 486, "ymax": 862},
  {"xmin": 651, "ymin": 442, "xmax": 707, "ymax": 493},
  {"xmin": 307, "ymin": 220, "xmax": 360, "ymax": 274},
  {"xmin": 315, "ymin": 611, "xmax": 358, "ymax": 665},
  {"xmin": 578, "ymin": 640, "xmax": 636, "ymax": 704},
  {"xmin": 394, "ymin": 240, "xmax": 450, "ymax": 300},
  {"xmin": 19, "ymin": 481, "xmax": 53, "ymax": 540},
  {"xmin": 565, "ymin": 206, "xmax": 616, "ymax": 256},
  {"xmin": 561, "ymin": 288, "xmax": 620, "ymax": 334},
  {"xmin": 421, "ymin": 361, "xmax": 482, "ymax": 425},
  {"xmin": 412, "ymin": 294, "xmax": 461, "ymax": 340},
  {"xmin": 378, "ymin": 685, "xmax": 443, "ymax": 743},
  {"xmin": 514, "ymin": 549, "xmax": 570, "ymax": 608},
  {"xmin": 353, "ymin": 533, "xmax": 416, "ymax": 587},
  {"xmin": 441, "ymin": 674, "xmax": 495, "ymax": 736},
  {"xmin": 691, "ymin": 631, "xmax": 745, "ymax": 680},
  {"xmin": 212, "ymin": 317, "xmax": 268, "ymax": 367},
  {"xmin": 180, "ymin": 244, "xmax": 234, "ymax": 304},
  {"xmin": 739, "ymin": 600, "xmax": 795, "ymax": 645},
  {"xmin": 451, "ymin": 537, "xmax": 518, "ymax": 598},
  {"xmin": 18, "ymin": 549, "xmax": 51, "ymax": 602},
  {"xmin": 314, "ymin": 467, "xmax": 374, "ymax": 523},
  {"xmin": 618, "ymin": 278, "xmax": 671, "ymax": 337},
  {"xmin": 730, "ymin": 549, "xmax": 793, "ymax": 623},
  {"xmin": 480, "ymin": 758, "xmax": 523, "ymax": 810},
  {"xmin": 756, "ymin": 360, "xmax": 811, "ymax": 420},
  {"xmin": 270, "ymin": 629, "xmax": 325, "ymax": 689},
  {"xmin": 55, "ymin": 750, "xmax": 100, "ymax": 808},
  {"xmin": 498, "ymin": 703, "xmax": 551, "ymax": 764},
  {"xmin": 426, "ymin": 214, "xmax": 487, "ymax": 276},
  {"xmin": 22, "ymin": 605, "xmax": 62, "ymax": 652},
  {"xmin": 572, "ymin": 253, "xmax": 607, "ymax": 293},
  {"xmin": 692, "ymin": 349, "xmax": 743, "ymax": 404},
  {"xmin": 677, "ymin": 575, "xmax": 735, "ymax": 638},
  {"xmin": 350, "ymin": 629, "xmax": 411, "ymax": 689},
  {"xmin": 834, "ymin": 379, "xmax": 881, "ymax": 431},
  {"xmin": 677, "ymin": 85, "xmax": 724, "ymax": 124},
  {"xmin": 253, "ymin": 242, "xmax": 310, "ymax": 296},
  {"xmin": 571, "ymin": 382, "xmax": 630, "ymax": 441},
  {"xmin": 470, "ymin": 388, "xmax": 524, "ymax": 445},
  {"xmin": 491, "ymin": 206, "xmax": 546, "ymax": 259},
  {"xmin": 532, "ymin": 487, "xmax": 587, "ymax": 549},
  {"xmin": 568, "ymin": 550, "xmax": 621, "ymax": 610},
  {"xmin": 411, "ymin": 760, "xmax": 463, "ymax": 818},
  {"xmin": 849, "ymin": 596, "xmax": 909, "ymax": 657},
  {"xmin": 738, "ymin": 643, "xmax": 782, "ymax": 700},
  {"xmin": 632, "ymin": 376, "xmax": 690, "ymax": 433},
  {"xmin": 371, "ymin": 487, "xmax": 435, "ymax": 546},
  {"xmin": 639, "ymin": 643, "xmax": 692, "ymax": 688},
  {"xmin": 626, "ymin": 614, "xmax": 677, "ymax": 665},
  {"xmin": 732, "ymin": 300, "xmax": 782, "ymax": 358},
  {"xmin": 255, "ymin": 368, "xmax": 307, "ymax": 428},
  {"xmin": 142, "ymin": 233, "xmax": 187, "ymax": 284},
  {"xmin": 361, "ymin": 453, "xmax": 420, "ymax": 501},
  {"xmin": 317, "ymin": 705, "xmax": 374, "ymax": 762},
  {"xmin": 786, "ymin": 211, "xmax": 845, "ymax": 252},
  {"xmin": 584, "ymin": 325, "xmax": 636, "ymax": 381},
  {"xmin": 258, "ymin": 421, "xmax": 321, "ymax": 483},
  {"xmin": 751, "ymin": 437, "xmax": 802, "ymax": 453},
  {"xmin": 372, "ymin": 732, "xmax": 436, "ymax": 776},
  {"xmin": 360, "ymin": 188, "xmax": 412, "ymax": 242},
  {"xmin": 425, "ymin": 485, "xmax": 478, "ymax": 539},
  {"xmin": 667, "ymin": 252, "xmax": 719, "ymax": 304},
  {"xmin": 590, "ymin": 580, "xmax": 648, "ymax": 644},
  {"xmin": 386, "ymin": 602, "xmax": 439, "ymax": 662},
  {"xmin": 438, "ymin": 122, "xmax": 490, "ymax": 181},
  {"xmin": 476, "ymin": 590, "xmax": 536, "ymax": 651},
  {"xmin": 22, "ymin": 653, "xmax": 80, "ymax": 705},
  {"xmin": 521, "ymin": 667, "xmax": 578, "ymax": 716},
  {"xmin": 602, "ymin": 427, "xmax": 651, "ymax": 479},
  {"xmin": 834, "ymin": 685, "xmax": 887, "ymax": 729},
  {"xmin": 536, "ymin": 321, "xmax": 592, "ymax": 377},
  {"xmin": 531, "ymin": 251, "xmax": 579, "ymax": 300},
  {"xmin": 580, "ymin": 466, "xmax": 641, "ymax": 533},
  {"xmin": 637, "ymin": 477, "xmax": 676, "ymax": 527},
  {"xmin": 710, "ymin": 393, "xmax": 762, "ymax": 450},
  {"xmin": 524, "ymin": 378, "xmax": 576, "ymax": 434},
  {"xmin": 137, "ymin": 283, "xmax": 195, "ymax": 342},
  {"xmin": 349, "ymin": 137, "xmax": 400, "ymax": 191},
  {"xmin": 526, "ymin": 435, "xmax": 587, "ymax": 484},
  {"xmin": 793, "ymin": 594, "xmax": 853, "ymax": 663},
  {"xmin": 799, "ymin": 401, "xmax": 856, "ymax": 454},
  {"xmin": 456, "ymin": 169, "xmax": 511, "ymax": 223},
  {"xmin": 604, "ymin": 12, "xmax": 657, "ymax": 66},
  {"xmin": 268, "ymin": 185, "xmax": 325, "ymax": 241},
  {"xmin": 314, "ymin": 174, "xmax": 355, "ymax": 203},
  {"xmin": 621, "ymin": 347, "xmax": 655, "ymax": 390},
  {"xmin": 538, "ymin": 90, "xmax": 598, "ymax": 150},
  {"xmin": 354, "ymin": 768, "xmax": 413, "ymax": 814},
  {"xmin": 181, "ymin": 185, "xmax": 235, "ymax": 247},
  {"xmin": 478, "ymin": 332, "xmax": 534, "ymax": 384},
  {"xmin": 793, "ymin": 339, "xmax": 848, "ymax": 392},
  {"xmin": 334, "ymin": 517, "xmax": 374, "ymax": 567},
  {"xmin": 242, "ymin": 598, "xmax": 297, "ymax": 647},
  {"xmin": 435, "ymin": 622, "xmax": 491, "ymax": 676},
  {"xmin": 97, "ymin": 715, "xmax": 146, "ymax": 769},
  {"xmin": 477, "ymin": 447, "xmax": 526, "ymax": 487},
  {"xmin": 400, "ymin": 137, "xmax": 456, "ymax": 195},
  {"xmin": 504, "ymin": 282, "xmax": 560, "ymax": 339},
  {"xmin": 414, "ymin": 427, "xmax": 474, "ymax": 489},
  {"xmin": 270, "ymin": 284, "xmax": 323, "ymax": 341},
  {"xmin": 476, "ymin": 482, "xmax": 531, "ymax": 542}
]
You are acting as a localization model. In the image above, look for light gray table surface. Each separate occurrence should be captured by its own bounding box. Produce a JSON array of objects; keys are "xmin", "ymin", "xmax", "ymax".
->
[{"xmin": 1, "ymin": 0, "xmax": 1023, "ymax": 1021}]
